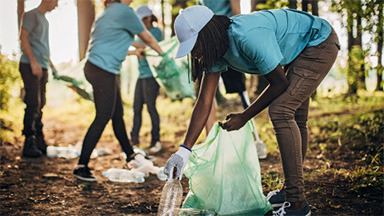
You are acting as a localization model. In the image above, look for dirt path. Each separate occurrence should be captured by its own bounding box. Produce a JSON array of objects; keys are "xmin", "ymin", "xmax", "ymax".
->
[{"xmin": 0, "ymin": 116, "xmax": 382, "ymax": 215}]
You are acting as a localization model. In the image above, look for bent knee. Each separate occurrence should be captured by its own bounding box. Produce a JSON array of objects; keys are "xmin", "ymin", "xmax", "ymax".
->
[{"xmin": 268, "ymin": 101, "xmax": 295, "ymax": 121}]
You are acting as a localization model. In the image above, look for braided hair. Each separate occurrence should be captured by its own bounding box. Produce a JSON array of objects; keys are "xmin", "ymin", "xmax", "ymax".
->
[{"xmin": 191, "ymin": 15, "xmax": 232, "ymax": 81}]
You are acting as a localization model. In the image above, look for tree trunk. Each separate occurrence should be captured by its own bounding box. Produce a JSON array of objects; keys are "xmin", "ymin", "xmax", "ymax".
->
[
  {"xmin": 312, "ymin": 0, "xmax": 319, "ymax": 16},
  {"xmin": 170, "ymin": 0, "xmax": 187, "ymax": 36},
  {"xmin": 302, "ymin": 0, "xmax": 309, "ymax": 12},
  {"xmin": 17, "ymin": 0, "xmax": 24, "ymax": 32},
  {"xmin": 289, "ymin": 0, "xmax": 297, "ymax": 9},
  {"xmin": 77, "ymin": 0, "xmax": 95, "ymax": 60},
  {"xmin": 251, "ymin": 0, "xmax": 267, "ymax": 11},
  {"xmin": 356, "ymin": 13, "xmax": 366, "ymax": 90},
  {"xmin": 347, "ymin": 9, "xmax": 358, "ymax": 96},
  {"xmin": 376, "ymin": 1, "xmax": 383, "ymax": 91},
  {"xmin": 162, "ymin": 0, "xmax": 165, "ymax": 31}
]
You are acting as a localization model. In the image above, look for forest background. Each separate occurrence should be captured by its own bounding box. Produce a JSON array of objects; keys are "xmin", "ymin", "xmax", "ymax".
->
[{"xmin": 0, "ymin": 0, "xmax": 383, "ymax": 215}]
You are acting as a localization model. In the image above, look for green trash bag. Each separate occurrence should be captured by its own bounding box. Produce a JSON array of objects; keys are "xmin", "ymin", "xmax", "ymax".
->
[
  {"xmin": 182, "ymin": 122, "xmax": 273, "ymax": 215},
  {"xmin": 145, "ymin": 37, "xmax": 195, "ymax": 101},
  {"xmin": 53, "ymin": 59, "xmax": 93, "ymax": 101}
]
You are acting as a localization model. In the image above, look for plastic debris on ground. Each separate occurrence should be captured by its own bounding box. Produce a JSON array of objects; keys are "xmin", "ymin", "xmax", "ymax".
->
[
  {"xmin": 103, "ymin": 168, "xmax": 145, "ymax": 183},
  {"xmin": 46, "ymin": 143, "xmax": 111, "ymax": 159},
  {"xmin": 46, "ymin": 145, "xmax": 78, "ymax": 159}
]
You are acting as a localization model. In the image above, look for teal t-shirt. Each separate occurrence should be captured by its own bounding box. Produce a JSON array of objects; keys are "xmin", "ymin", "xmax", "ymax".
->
[
  {"xmin": 136, "ymin": 27, "xmax": 163, "ymax": 78},
  {"xmin": 198, "ymin": 0, "xmax": 234, "ymax": 17},
  {"xmin": 87, "ymin": 3, "xmax": 145, "ymax": 74},
  {"xmin": 20, "ymin": 8, "xmax": 50, "ymax": 69},
  {"xmin": 210, "ymin": 9, "xmax": 332, "ymax": 75}
]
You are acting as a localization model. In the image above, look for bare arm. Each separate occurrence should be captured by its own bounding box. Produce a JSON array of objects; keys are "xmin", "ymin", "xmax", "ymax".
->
[
  {"xmin": 49, "ymin": 59, "xmax": 58, "ymax": 76},
  {"xmin": 230, "ymin": 0, "xmax": 241, "ymax": 16},
  {"xmin": 20, "ymin": 28, "xmax": 42, "ymax": 77},
  {"xmin": 183, "ymin": 72, "xmax": 222, "ymax": 148},
  {"xmin": 132, "ymin": 42, "xmax": 146, "ymax": 49},
  {"xmin": 221, "ymin": 64, "xmax": 289, "ymax": 131},
  {"xmin": 137, "ymin": 29, "xmax": 163, "ymax": 55}
]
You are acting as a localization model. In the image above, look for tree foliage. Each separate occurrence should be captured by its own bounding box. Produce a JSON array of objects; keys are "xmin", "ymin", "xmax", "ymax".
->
[
  {"xmin": 332, "ymin": 0, "xmax": 384, "ymax": 94},
  {"xmin": 0, "ymin": 52, "xmax": 20, "ymax": 111}
]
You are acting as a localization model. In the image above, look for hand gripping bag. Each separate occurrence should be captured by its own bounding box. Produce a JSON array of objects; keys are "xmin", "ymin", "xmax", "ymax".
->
[
  {"xmin": 145, "ymin": 36, "xmax": 195, "ymax": 101},
  {"xmin": 182, "ymin": 122, "xmax": 273, "ymax": 215}
]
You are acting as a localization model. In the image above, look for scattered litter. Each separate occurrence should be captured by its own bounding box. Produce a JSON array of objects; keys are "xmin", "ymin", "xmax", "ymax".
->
[
  {"xmin": 103, "ymin": 168, "xmax": 145, "ymax": 183},
  {"xmin": 47, "ymin": 145, "xmax": 78, "ymax": 159},
  {"xmin": 42, "ymin": 173, "xmax": 60, "ymax": 178}
]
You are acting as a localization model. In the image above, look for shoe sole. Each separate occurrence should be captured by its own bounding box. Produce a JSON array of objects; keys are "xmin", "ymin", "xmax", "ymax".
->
[
  {"xmin": 74, "ymin": 175, "xmax": 97, "ymax": 182},
  {"xmin": 272, "ymin": 203, "xmax": 284, "ymax": 208},
  {"xmin": 258, "ymin": 154, "xmax": 267, "ymax": 159},
  {"xmin": 22, "ymin": 153, "xmax": 42, "ymax": 158}
]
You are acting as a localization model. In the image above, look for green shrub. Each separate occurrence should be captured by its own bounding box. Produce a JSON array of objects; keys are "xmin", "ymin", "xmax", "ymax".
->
[{"xmin": 0, "ymin": 53, "xmax": 20, "ymax": 111}]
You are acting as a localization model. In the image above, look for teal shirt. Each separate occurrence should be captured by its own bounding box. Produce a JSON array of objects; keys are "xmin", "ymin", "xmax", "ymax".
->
[
  {"xmin": 87, "ymin": 3, "xmax": 145, "ymax": 74},
  {"xmin": 136, "ymin": 27, "xmax": 163, "ymax": 78},
  {"xmin": 20, "ymin": 8, "xmax": 50, "ymax": 69},
  {"xmin": 210, "ymin": 9, "xmax": 332, "ymax": 75},
  {"xmin": 198, "ymin": 0, "xmax": 234, "ymax": 17}
]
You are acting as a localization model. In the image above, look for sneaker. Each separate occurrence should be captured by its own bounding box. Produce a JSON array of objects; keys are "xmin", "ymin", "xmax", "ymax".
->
[
  {"xmin": 147, "ymin": 141, "xmax": 162, "ymax": 154},
  {"xmin": 256, "ymin": 140, "xmax": 267, "ymax": 159},
  {"xmin": 22, "ymin": 136, "xmax": 42, "ymax": 158},
  {"xmin": 267, "ymin": 189, "xmax": 285, "ymax": 208},
  {"xmin": 74, "ymin": 166, "xmax": 97, "ymax": 182},
  {"xmin": 272, "ymin": 201, "xmax": 311, "ymax": 216},
  {"xmin": 35, "ymin": 134, "xmax": 47, "ymax": 155}
]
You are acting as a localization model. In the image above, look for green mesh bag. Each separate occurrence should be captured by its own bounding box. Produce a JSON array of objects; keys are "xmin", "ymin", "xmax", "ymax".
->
[
  {"xmin": 53, "ymin": 58, "xmax": 93, "ymax": 101},
  {"xmin": 145, "ymin": 37, "xmax": 195, "ymax": 101},
  {"xmin": 182, "ymin": 122, "xmax": 273, "ymax": 215}
]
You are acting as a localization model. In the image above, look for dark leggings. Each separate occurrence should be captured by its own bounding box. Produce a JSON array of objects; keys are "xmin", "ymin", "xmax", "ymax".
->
[{"xmin": 78, "ymin": 61, "xmax": 134, "ymax": 166}]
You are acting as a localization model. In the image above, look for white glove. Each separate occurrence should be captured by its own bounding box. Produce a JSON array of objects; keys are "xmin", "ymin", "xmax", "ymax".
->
[{"xmin": 163, "ymin": 145, "xmax": 191, "ymax": 181}]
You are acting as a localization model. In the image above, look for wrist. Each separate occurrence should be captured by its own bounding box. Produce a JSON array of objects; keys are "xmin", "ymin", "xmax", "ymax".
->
[
  {"xmin": 176, "ymin": 145, "xmax": 191, "ymax": 161},
  {"xmin": 180, "ymin": 144, "xmax": 191, "ymax": 151},
  {"xmin": 241, "ymin": 111, "xmax": 252, "ymax": 122}
]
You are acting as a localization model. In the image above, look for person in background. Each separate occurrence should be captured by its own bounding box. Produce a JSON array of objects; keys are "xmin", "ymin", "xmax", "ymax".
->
[
  {"xmin": 130, "ymin": 5, "xmax": 163, "ymax": 155},
  {"xmin": 19, "ymin": 0, "xmax": 59, "ymax": 158},
  {"xmin": 165, "ymin": 6, "xmax": 339, "ymax": 216},
  {"xmin": 197, "ymin": 0, "xmax": 267, "ymax": 159},
  {"xmin": 74, "ymin": 0, "xmax": 163, "ymax": 182}
]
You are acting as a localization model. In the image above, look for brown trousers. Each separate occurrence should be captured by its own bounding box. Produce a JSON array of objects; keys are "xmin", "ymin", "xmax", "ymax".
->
[{"xmin": 268, "ymin": 29, "xmax": 340, "ymax": 202}]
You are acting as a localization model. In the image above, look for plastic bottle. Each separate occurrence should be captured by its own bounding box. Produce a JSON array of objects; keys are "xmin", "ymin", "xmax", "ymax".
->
[
  {"xmin": 103, "ymin": 168, "xmax": 145, "ymax": 183},
  {"xmin": 130, "ymin": 154, "xmax": 154, "ymax": 175},
  {"xmin": 155, "ymin": 167, "xmax": 167, "ymax": 181},
  {"xmin": 157, "ymin": 172, "xmax": 183, "ymax": 216},
  {"xmin": 91, "ymin": 147, "xmax": 111, "ymax": 158},
  {"xmin": 46, "ymin": 145, "xmax": 78, "ymax": 159}
]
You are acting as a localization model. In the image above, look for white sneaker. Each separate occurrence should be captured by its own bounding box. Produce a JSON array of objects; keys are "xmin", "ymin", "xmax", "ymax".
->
[
  {"xmin": 256, "ymin": 140, "xmax": 267, "ymax": 159},
  {"xmin": 147, "ymin": 141, "xmax": 162, "ymax": 154}
]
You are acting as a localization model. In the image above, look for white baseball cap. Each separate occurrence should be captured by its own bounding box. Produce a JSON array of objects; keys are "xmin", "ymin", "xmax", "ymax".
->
[
  {"xmin": 136, "ymin": 5, "xmax": 153, "ymax": 20},
  {"xmin": 174, "ymin": 6, "xmax": 214, "ymax": 58}
]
